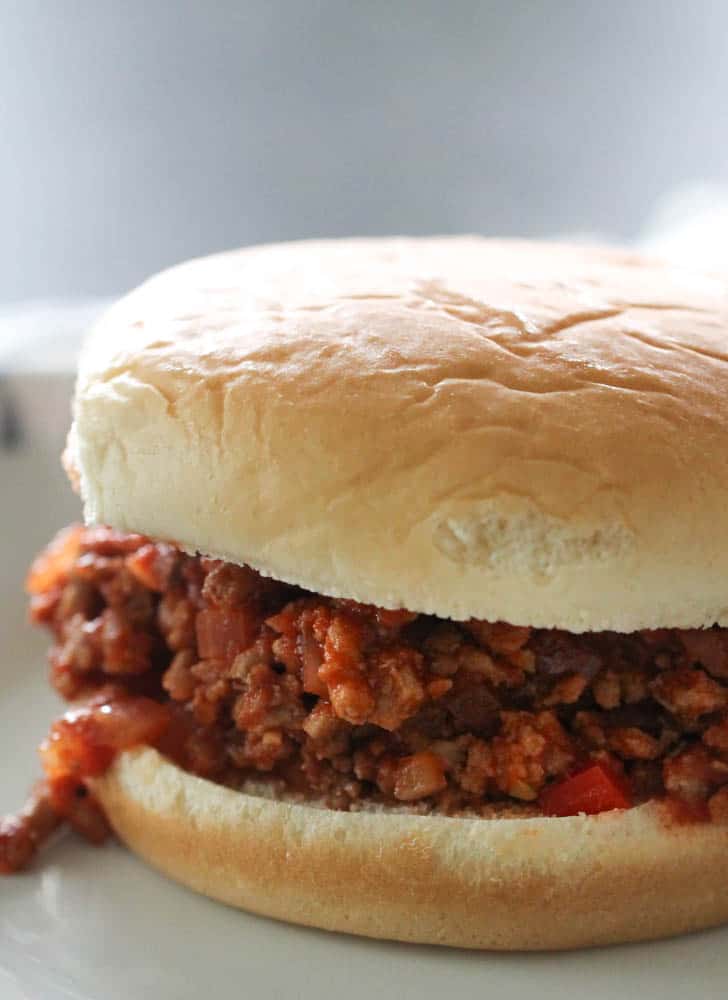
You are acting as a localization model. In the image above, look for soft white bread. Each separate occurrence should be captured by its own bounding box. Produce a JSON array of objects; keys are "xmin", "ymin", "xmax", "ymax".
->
[
  {"xmin": 91, "ymin": 748, "xmax": 728, "ymax": 949},
  {"xmin": 68, "ymin": 237, "xmax": 728, "ymax": 631}
]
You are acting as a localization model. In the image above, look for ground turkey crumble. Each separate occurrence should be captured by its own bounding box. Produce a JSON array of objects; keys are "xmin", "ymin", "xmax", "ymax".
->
[{"xmin": 2, "ymin": 524, "xmax": 728, "ymax": 871}]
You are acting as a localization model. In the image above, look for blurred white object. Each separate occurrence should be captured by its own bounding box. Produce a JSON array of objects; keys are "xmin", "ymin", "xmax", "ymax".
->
[
  {"xmin": 639, "ymin": 183, "xmax": 728, "ymax": 271},
  {"xmin": 0, "ymin": 298, "xmax": 108, "ymax": 373}
]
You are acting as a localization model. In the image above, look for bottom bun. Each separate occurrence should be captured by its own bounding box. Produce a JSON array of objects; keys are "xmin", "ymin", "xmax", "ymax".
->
[{"xmin": 91, "ymin": 747, "xmax": 728, "ymax": 950}]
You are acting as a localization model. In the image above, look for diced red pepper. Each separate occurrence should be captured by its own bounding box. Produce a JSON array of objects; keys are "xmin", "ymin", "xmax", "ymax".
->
[
  {"xmin": 539, "ymin": 762, "xmax": 632, "ymax": 817},
  {"xmin": 195, "ymin": 607, "xmax": 258, "ymax": 659}
]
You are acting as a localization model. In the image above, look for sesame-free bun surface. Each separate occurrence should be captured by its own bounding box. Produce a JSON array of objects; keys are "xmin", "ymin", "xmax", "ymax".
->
[
  {"xmin": 91, "ymin": 748, "xmax": 728, "ymax": 949},
  {"xmin": 70, "ymin": 237, "xmax": 728, "ymax": 631}
]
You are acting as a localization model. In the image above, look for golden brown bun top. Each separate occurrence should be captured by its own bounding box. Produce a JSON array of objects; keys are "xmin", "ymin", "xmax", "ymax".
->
[{"xmin": 69, "ymin": 237, "xmax": 728, "ymax": 631}]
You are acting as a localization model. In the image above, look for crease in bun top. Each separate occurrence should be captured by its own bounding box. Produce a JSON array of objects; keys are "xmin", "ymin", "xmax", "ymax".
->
[{"xmin": 3, "ymin": 237, "xmax": 728, "ymax": 950}]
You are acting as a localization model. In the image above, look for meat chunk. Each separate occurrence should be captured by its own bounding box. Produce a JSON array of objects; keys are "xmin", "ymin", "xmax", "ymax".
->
[
  {"xmin": 367, "ymin": 647, "xmax": 427, "ymax": 730},
  {"xmin": 663, "ymin": 746, "xmax": 726, "ymax": 802},
  {"xmin": 491, "ymin": 712, "xmax": 575, "ymax": 801},
  {"xmin": 157, "ymin": 591, "xmax": 197, "ymax": 652},
  {"xmin": 651, "ymin": 669, "xmax": 727, "ymax": 720},
  {"xmin": 393, "ymin": 751, "xmax": 447, "ymax": 801}
]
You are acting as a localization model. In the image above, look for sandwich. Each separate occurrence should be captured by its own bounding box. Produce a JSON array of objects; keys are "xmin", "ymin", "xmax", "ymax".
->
[{"xmin": 2, "ymin": 236, "xmax": 728, "ymax": 949}]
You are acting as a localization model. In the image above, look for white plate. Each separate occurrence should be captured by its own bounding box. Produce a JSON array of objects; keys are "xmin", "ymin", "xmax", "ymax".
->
[{"xmin": 2, "ymin": 372, "xmax": 728, "ymax": 1000}]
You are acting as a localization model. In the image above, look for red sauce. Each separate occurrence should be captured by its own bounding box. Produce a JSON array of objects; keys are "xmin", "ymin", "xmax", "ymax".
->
[
  {"xmin": 40, "ymin": 694, "xmax": 171, "ymax": 782},
  {"xmin": 1, "ymin": 694, "xmax": 171, "ymax": 874}
]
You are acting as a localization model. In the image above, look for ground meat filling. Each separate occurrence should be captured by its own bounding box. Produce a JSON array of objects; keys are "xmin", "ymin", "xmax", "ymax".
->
[{"xmin": 3, "ymin": 524, "xmax": 728, "ymax": 871}]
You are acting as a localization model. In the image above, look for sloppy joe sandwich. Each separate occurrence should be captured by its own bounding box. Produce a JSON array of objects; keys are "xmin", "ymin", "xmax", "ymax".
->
[{"xmin": 3, "ymin": 237, "xmax": 728, "ymax": 949}]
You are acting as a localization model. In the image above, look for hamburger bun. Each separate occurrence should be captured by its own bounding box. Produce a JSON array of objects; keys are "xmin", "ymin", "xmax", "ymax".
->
[
  {"xmin": 90, "ymin": 747, "xmax": 728, "ymax": 949},
  {"xmin": 68, "ymin": 237, "xmax": 728, "ymax": 633},
  {"xmin": 65, "ymin": 237, "xmax": 728, "ymax": 948}
]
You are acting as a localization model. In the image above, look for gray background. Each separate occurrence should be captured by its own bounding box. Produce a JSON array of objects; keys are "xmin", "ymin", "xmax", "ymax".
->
[{"xmin": 2, "ymin": 0, "xmax": 728, "ymax": 302}]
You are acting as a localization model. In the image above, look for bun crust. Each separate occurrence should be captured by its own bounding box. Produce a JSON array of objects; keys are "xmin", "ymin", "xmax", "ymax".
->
[
  {"xmin": 91, "ymin": 748, "xmax": 728, "ymax": 950},
  {"xmin": 70, "ymin": 237, "xmax": 728, "ymax": 631}
]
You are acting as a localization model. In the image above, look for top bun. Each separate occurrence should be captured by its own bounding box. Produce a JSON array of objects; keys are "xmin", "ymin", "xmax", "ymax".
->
[{"xmin": 68, "ymin": 237, "xmax": 728, "ymax": 632}]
